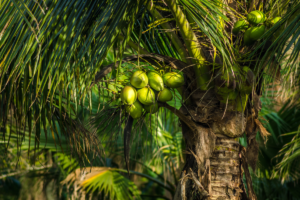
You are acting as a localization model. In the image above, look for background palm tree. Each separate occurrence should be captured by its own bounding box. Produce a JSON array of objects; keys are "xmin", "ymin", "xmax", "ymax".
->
[{"xmin": 1, "ymin": 0, "xmax": 300, "ymax": 199}]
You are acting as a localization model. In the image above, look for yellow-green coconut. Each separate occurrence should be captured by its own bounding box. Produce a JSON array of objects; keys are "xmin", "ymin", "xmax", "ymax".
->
[
  {"xmin": 249, "ymin": 25, "xmax": 265, "ymax": 41},
  {"xmin": 163, "ymin": 72, "xmax": 184, "ymax": 88},
  {"xmin": 147, "ymin": 71, "xmax": 164, "ymax": 91},
  {"xmin": 120, "ymin": 86, "xmax": 137, "ymax": 105},
  {"xmin": 158, "ymin": 88, "xmax": 173, "ymax": 102},
  {"xmin": 125, "ymin": 101, "xmax": 143, "ymax": 119},
  {"xmin": 271, "ymin": 17, "xmax": 281, "ymax": 25},
  {"xmin": 233, "ymin": 19, "xmax": 249, "ymax": 34},
  {"xmin": 130, "ymin": 70, "xmax": 148, "ymax": 88},
  {"xmin": 247, "ymin": 10, "xmax": 266, "ymax": 25},
  {"xmin": 137, "ymin": 87, "xmax": 156, "ymax": 105}
]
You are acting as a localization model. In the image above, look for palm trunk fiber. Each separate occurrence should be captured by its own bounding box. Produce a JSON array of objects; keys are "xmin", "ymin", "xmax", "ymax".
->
[{"xmin": 173, "ymin": 109, "xmax": 251, "ymax": 200}]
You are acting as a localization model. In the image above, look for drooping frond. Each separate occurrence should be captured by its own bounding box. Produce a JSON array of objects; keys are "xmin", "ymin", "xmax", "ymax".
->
[
  {"xmin": 0, "ymin": 0, "xmax": 148, "ymax": 158},
  {"xmin": 250, "ymin": 1, "xmax": 300, "ymax": 92}
]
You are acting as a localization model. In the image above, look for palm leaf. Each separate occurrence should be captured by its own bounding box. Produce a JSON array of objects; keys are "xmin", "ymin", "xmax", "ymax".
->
[
  {"xmin": 0, "ymin": 0, "xmax": 147, "ymax": 159},
  {"xmin": 250, "ymin": 1, "xmax": 300, "ymax": 91}
]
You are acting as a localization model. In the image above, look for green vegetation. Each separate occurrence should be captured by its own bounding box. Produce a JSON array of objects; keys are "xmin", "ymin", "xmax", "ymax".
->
[{"xmin": 0, "ymin": 0, "xmax": 300, "ymax": 199}]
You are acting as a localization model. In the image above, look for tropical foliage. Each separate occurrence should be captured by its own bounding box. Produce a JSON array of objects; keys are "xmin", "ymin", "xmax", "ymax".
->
[
  {"xmin": 1, "ymin": 95, "xmax": 300, "ymax": 199},
  {"xmin": 1, "ymin": 0, "xmax": 300, "ymax": 199}
]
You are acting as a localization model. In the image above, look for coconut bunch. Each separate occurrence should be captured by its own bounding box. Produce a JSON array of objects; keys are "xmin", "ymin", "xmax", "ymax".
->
[
  {"xmin": 120, "ymin": 70, "xmax": 184, "ymax": 119},
  {"xmin": 232, "ymin": 10, "xmax": 282, "ymax": 46},
  {"xmin": 215, "ymin": 66, "xmax": 255, "ymax": 111}
]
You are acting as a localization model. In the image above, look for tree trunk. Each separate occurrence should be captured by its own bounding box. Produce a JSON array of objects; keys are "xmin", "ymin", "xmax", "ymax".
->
[
  {"xmin": 174, "ymin": 125, "xmax": 247, "ymax": 200},
  {"xmin": 173, "ymin": 90, "xmax": 255, "ymax": 200}
]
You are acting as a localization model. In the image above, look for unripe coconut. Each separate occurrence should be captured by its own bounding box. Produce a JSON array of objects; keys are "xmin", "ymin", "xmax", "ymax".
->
[
  {"xmin": 130, "ymin": 71, "xmax": 148, "ymax": 88},
  {"xmin": 137, "ymin": 87, "xmax": 156, "ymax": 105},
  {"xmin": 147, "ymin": 71, "xmax": 164, "ymax": 91},
  {"xmin": 247, "ymin": 10, "xmax": 266, "ymax": 25},
  {"xmin": 257, "ymin": 10, "xmax": 266, "ymax": 21},
  {"xmin": 163, "ymin": 72, "xmax": 184, "ymax": 88},
  {"xmin": 244, "ymin": 28, "xmax": 254, "ymax": 46},
  {"xmin": 249, "ymin": 25, "xmax": 265, "ymax": 40},
  {"xmin": 120, "ymin": 86, "xmax": 137, "ymax": 105},
  {"xmin": 233, "ymin": 19, "xmax": 249, "ymax": 34},
  {"xmin": 158, "ymin": 88, "xmax": 173, "ymax": 102},
  {"xmin": 144, "ymin": 103, "xmax": 159, "ymax": 114},
  {"xmin": 271, "ymin": 17, "xmax": 281, "ymax": 25},
  {"xmin": 125, "ymin": 101, "xmax": 143, "ymax": 119}
]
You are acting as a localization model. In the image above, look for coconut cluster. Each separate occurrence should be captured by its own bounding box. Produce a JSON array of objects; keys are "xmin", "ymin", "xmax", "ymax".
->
[
  {"xmin": 120, "ymin": 70, "xmax": 184, "ymax": 119},
  {"xmin": 233, "ymin": 10, "xmax": 281, "ymax": 46}
]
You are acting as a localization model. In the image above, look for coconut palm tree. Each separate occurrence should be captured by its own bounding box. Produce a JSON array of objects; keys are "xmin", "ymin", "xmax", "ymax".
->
[{"xmin": 1, "ymin": 0, "xmax": 300, "ymax": 199}]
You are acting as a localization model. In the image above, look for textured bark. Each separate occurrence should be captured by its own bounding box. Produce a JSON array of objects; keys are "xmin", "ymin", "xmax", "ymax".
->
[
  {"xmin": 171, "ymin": 88, "xmax": 258, "ymax": 199},
  {"xmin": 174, "ymin": 122, "xmax": 215, "ymax": 200},
  {"xmin": 210, "ymin": 137, "xmax": 242, "ymax": 200},
  {"xmin": 174, "ymin": 123, "xmax": 245, "ymax": 200}
]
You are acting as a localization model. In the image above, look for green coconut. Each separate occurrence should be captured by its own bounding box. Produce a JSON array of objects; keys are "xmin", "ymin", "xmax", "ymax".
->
[
  {"xmin": 125, "ymin": 101, "xmax": 143, "ymax": 119},
  {"xmin": 247, "ymin": 10, "xmax": 266, "ymax": 25},
  {"xmin": 249, "ymin": 25, "xmax": 265, "ymax": 40},
  {"xmin": 147, "ymin": 71, "xmax": 164, "ymax": 91},
  {"xmin": 120, "ymin": 86, "xmax": 137, "ymax": 105},
  {"xmin": 158, "ymin": 88, "xmax": 173, "ymax": 102},
  {"xmin": 257, "ymin": 10, "xmax": 266, "ymax": 21},
  {"xmin": 271, "ymin": 17, "xmax": 281, "ymax": 25},
  {"xmin": 137, "ymin": 87, "xmax": 156, "ymax": 105},
  {"xmin": 130, "ymin": 70, "xmax": 148, "ymax": 88},
  {"xmin": 233, "ymin": 19, "xmax": 249, "ymax": 34},
  {"xmin": 144, "ymin": 103, "xmax": 159, "ymax": 114},
  {"xmin": 163, "ymin": 72, "xmax": 184, "ymax": 88},
  {"xmin": 244, "ymin": 28, "xmax": 254, "ymax": 46}
]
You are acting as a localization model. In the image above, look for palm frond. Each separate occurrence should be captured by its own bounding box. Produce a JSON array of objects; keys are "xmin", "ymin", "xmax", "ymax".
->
[
  {"xmin": 256, "ymin": 100, "xmax": 300, "ymax": 182},
  {"xmin": 178, "ymin": 0, "xmax": 236, "ymax": 71},
  {"xmin": 250, "ymin": 1, "xmax": 300, "ymax": 88},
  {"xmin": 274, "ymin": 131, "xmax": 300, "ymax": 181},
  {"xmin": 0, "ymin": 0, "xmax": 147, "ymax": 158},
  {"xmin": 80, "ymin": 168, "xmax": 141, "ymax": 200}
]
